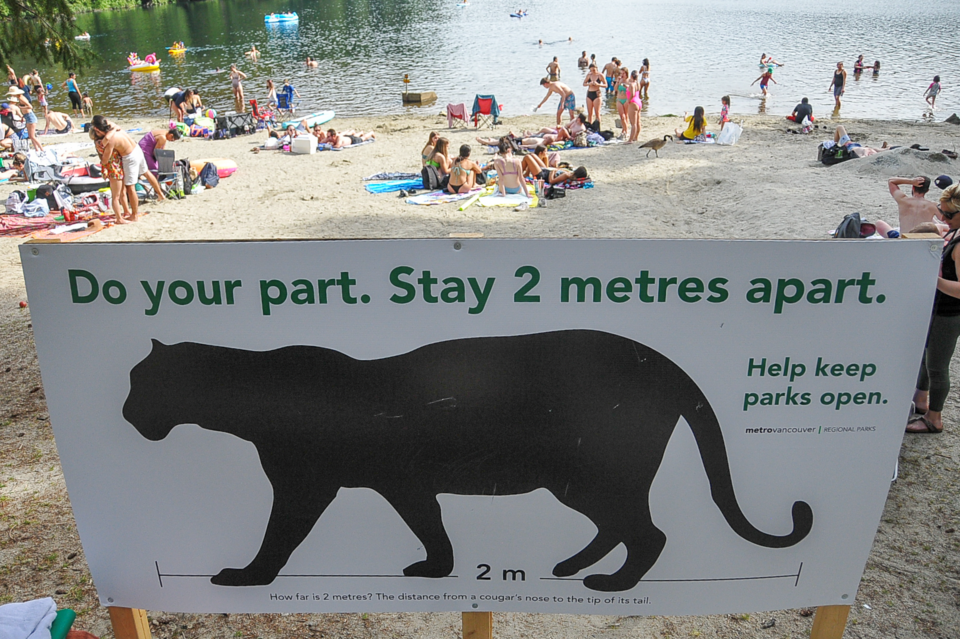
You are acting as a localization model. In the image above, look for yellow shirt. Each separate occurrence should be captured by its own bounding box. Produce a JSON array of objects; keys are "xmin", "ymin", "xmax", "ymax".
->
[{"xmin": 682, "ymin": 115, "xmax": 705, "ymax": 139}]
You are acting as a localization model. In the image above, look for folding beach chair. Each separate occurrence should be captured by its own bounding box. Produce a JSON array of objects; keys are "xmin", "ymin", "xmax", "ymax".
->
[
  {"xmin": 249, "ymin": 99, "xmax": 275, "ymax": 129},
  {"xmin": 446, "ymin": 103, "xmax": 468, "ymax": 129},
  {"xmin": 276, "ymin": 93, "xmax": 299, "ymax": 117},
  {"xmin": 472, "ymin": 95, "xmax": 502, "ymax": 128}
]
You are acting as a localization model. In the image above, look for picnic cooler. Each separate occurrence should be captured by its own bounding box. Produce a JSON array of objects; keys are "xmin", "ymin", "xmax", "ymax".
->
[{"xmin": 291, "ymin": 137, "xmax": 316, "ymax": 155}]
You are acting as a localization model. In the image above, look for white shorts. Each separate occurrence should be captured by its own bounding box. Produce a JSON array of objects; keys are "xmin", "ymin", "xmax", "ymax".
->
[{"xmin": 122, "ymin": 145, "xmax": 149, "ymax": 186}]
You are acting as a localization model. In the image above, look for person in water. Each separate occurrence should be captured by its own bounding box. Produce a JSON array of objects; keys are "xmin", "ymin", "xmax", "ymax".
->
[
  {"xmin": 245, "ymin": 45, "xmax": 260, "ymax": 59},
  {"xmin": 546, "ymin": 57, "xmax": 560, "ymax": 82},
  {"xmin": 638, "ymin": 58, "xmax": 650, "ymax": 99},
  {"xmin": 751, "ymin": 69, "xmax": 777, "ymax": 96},
  {"xmin": 602, "ymin": 57, "xmax": 619, "ymax": 95},
  {"xmin": 854, "ymin": 54, "xmax": 864, "ymax": 75},
  {"xmin": 229, "ymin": 65, "xmax": 248, "ymax": 109},
  {"xmin": 583, "ymin": 63, "xmax": 604, "ymax": 129},
  {"xmin": 305, "ymin": 57, "xmax": 319, "ymax": 68},
  {"xmin": 578, "ymin": 51, "xmax": 589, "ymax": 68},
  {"xmin": 61, "ymin": 72, "xmax": 82, "ymax": 117},
  {"xmin": 925, "ymin": 75, "xmax": 941, "ymax": 109},
  {"xmin": 535, "ymin": 78, "xmax": 576, "ymax": 125},
  {"xmin": 828, "ymin": 61, "xmax": 847, "ymax": 109},
  {"xmin": 759, "ymin": 53, "xmax": 782, "ymax": 67}
]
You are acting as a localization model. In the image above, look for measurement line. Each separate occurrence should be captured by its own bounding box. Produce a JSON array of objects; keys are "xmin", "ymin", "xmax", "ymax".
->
[
  {"xmin": 156, "ymin": 561, "xmax": 163, "ymax": 588},
  {"xmin": 795, "ymin": 562, "xmax": 803, "ymax": 587},
  {"xmin": 541, "ymin": 563, "xmax": 803, "ymax": 586},
  {"xmin": 155, "ymin": 565, "xmax": 458, "ymax": 580}
]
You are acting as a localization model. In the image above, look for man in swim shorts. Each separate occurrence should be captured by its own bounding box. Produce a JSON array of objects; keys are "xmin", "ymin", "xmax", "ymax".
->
[
  {"xmin": 546, "ymin": 57, "xmax": 560, "ymax": 82},
  {"xmin": 41, "ymin": 110, "xmax": 73, "ymax": 135},
  {"xmin": 93, "ymin": 115, "xmax": 165, "ymax": 222},
  {"xmin": 602, "ymin": 58, "xmax": 619, "ymax": 94},
  {"xmin": 535, "ymin": 78, "xmax": 576, "ymax": 125}
]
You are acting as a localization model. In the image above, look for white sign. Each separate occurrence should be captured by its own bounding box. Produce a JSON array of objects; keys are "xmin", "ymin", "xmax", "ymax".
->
[{"xmin": 20, "ymin": 239, "xmax": 938, "ymax": 616}]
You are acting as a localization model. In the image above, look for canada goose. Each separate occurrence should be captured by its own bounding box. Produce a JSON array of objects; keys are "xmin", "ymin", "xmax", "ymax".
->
[{"xmin": 640, "ymin": 135, "xmax": 673, "ymax": 158}]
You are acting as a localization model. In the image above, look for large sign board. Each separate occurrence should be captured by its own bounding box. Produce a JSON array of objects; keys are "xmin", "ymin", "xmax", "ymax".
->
[{"xmin": 20, "ymin": 239, "xmax": 938, "ymax": 615}]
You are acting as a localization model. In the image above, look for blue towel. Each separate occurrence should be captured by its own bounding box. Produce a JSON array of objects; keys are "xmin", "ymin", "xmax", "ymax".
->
[{"xmin": 364, "ymin": 178, "xmax": 424, "ymax": 194}]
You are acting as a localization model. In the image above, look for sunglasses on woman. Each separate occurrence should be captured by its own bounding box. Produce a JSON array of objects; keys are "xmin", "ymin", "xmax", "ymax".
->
[{"xmin": 938, "ymin": 204, "xmax": 958, "ymax": 220}]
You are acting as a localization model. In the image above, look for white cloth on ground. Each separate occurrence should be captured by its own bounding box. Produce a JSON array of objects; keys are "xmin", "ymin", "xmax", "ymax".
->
[{"xmin": 0, "ymin": 597, "xmax": 57, "ymax": 639}]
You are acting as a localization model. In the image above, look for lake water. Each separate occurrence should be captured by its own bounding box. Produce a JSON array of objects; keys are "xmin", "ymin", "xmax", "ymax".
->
[{"xmin": 21, "ymin": 0, "xmax": 960, "ymax": 121}]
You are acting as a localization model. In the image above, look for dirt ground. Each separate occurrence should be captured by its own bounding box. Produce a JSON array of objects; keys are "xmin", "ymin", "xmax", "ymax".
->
[{"xmin": 1, "ymin": 112, "xmax": 959, "ymax": 638}]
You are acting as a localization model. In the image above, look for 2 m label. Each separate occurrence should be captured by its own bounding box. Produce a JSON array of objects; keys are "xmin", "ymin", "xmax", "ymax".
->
[{"xmin": 476, "ymin": 563, "xmax": 526, "ymax": 581}]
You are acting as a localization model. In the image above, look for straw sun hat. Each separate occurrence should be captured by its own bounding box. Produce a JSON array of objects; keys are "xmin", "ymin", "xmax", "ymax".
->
[{"xmin": 6, "ymin": 86, "xmax": 24, "ymax": 97}]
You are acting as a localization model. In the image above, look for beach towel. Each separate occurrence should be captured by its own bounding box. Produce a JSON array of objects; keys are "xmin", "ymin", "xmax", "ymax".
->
[
  {"xmin": 446, "ymin": 103, "xmax": 468, "ymax": 128},
  {"xmin": 0, "ymin": 214, "xmax": 56, "ymax": 237},
  {"xmin": 318, "ymin": 140, "xmax": 375, "ymax": 152},
  {"xmin": 363, "ymin": 172, "xmax": 421, "ymax": 181},
  {"xmin": 405, "ymin": 189, "xmax": 480, "ymax": 205},
  {"xmin": 476, "ymin": 192, "xmax": 537, "ymax": 207},
  {"xmin": 364, "ymin": 179, "xmax": 423, "ymax": 194},
  {"xmin": 0, "ymin": 597, "xmax": 57, "ymax": 639}
]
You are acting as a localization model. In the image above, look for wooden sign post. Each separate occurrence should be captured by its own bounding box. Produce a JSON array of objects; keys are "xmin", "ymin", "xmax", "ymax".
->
[{"xmin": 106, "ymin": 607, "xmax": 850, "ymax": 639}]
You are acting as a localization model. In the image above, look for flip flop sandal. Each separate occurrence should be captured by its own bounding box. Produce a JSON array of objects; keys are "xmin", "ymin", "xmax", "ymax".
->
[
  {"xmin": 906, "ymin": 415, "xmax": 943, "ymax": 434},
  {"xmin": 942, "ymin": 150, "xmax": 958, "ymax": 159}
]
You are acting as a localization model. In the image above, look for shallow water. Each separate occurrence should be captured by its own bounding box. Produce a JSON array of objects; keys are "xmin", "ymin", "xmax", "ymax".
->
[{"xmin": 16, "ymin": 0, "xmax": 960, "ymax": 121}]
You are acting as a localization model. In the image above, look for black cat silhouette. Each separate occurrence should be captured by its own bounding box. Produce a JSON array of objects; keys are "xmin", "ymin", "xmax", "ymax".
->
[{"xmin": 123, "ymin": 330, "xmax": 812, "ymax": 592}]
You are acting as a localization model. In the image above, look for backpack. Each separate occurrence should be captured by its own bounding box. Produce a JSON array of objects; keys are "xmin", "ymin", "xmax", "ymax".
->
[
  {"xmin": 421, "ymin": 165, "xmax": 442, "ymax": 191},
  {"xmin": 199, "ymin": 162, "xmax": 220, "ymax": 188},
  {"xmin": 544, "ymin": 185, "xmax": 566, "ymax": 200},
  {"xmin": 5, "ymin": 190, "xmax": 26, "ymax": 214},
  {"xmin": 820, "ymin": 143, "xmax": 853, "ymax": 166},
  {"xmin": 573, "ymin": 132, "xmax": 588, "ymax": 148},
  {"xmin": 599, "ymin": 130, "xmax": 615, "ymax": 141}
]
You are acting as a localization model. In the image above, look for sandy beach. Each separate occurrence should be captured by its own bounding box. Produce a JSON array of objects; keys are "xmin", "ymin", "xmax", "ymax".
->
[{"xmin": 1, "ymin": 112, "xmax": 959, "ymax": 638}]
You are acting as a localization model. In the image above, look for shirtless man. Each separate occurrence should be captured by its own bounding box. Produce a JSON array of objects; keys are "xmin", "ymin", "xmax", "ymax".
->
[
  {"xmin": 93, "ymin": 115, "xmax": 164, "ymax": 222},
  {"xmin": 888, "ymin": 176, "xmax": 940, "ymax": 233},
  {"xmin": 326, "ymin": 128, "xmax": 375, "ymax": 148},
  {"xmin": 602, "ymin": 58, "xmax": 619, "ymax": 95},
  {"xmin": 42, "ymin": 110, "xmax": 73, "ymax": 135},
  {"xmin": 535, "ymin": 78, "xmax": 576, "ymax": 125},
  {"xmin": 546, "ymin": 57, "xmax": 560, "ymax": 82},
  {"xmin": 577, "ymin": 51, "xmax": 589, "ymax": 68},
  {"xmin": 305, "ymin": 56, "xmax": 319, "ymax": 68}
]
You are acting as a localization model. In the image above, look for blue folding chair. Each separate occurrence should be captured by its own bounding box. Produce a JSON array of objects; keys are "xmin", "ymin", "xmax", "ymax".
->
[{"xmin": 276, "ymin": 92, "xmax": 300, "ymax": 117}]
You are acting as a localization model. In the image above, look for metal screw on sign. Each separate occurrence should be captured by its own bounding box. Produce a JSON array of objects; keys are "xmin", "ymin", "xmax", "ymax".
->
[
  {"xmin": 471, "ymin": 603, "xmax": 478, "ymax": 608},
  {"xmin": 454, "ymin": 242, "xmax": 462, "ymax": 250},
  {"xmin": 31, "ymin": 247, "xmax": 39, "ymax": 255},
  {"xmin": 107, "ymin": 597, "xmax": 114, "ymax": 603}
]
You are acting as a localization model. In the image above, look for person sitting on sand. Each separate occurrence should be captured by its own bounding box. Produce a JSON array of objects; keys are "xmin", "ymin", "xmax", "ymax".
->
[
  {"xmin": 326, "ymin": 128, "xmax": 376, "ymax": 148},
  {"xmin": 447, "ymin": 144, "xmax": 486, "ymax": 194},
  {"xmin": 421, "ymin": 131, "xmax": 439, "ymax": 167},
  {"xmin": 0, "ymin": 152, "xmax": 26, "ymax": 179},
  {"xmin": 535, "ymin": 78, "xmax": 576, "ymax": 125},
  {"xmin": 885, "ymin": 176, "xmax": 942, "ymax": 235},
  {"xmin": 675, "ymin": 107, "xmax": 707, "ymax": 141},
  {"xmin": 0, "ymin": 120, "xmax": 15, "ymax": 152},
  {"xmin": 138, "ymin": 126, "xmax": 181, "ymax": 174},
  {"xmin": 424, "ymin": 137, "xmax": 451, "ymax": 175},
  {"xmin": 493, "ymin": 137, "xmax": 529, "ymax": 197},
  {"xmin": 787, "ymin": 97, "xmax": 814, "ymax": 123},
  {"xmin": 41, "ymin": 110, "xmax": 73, "ymax": 135}
]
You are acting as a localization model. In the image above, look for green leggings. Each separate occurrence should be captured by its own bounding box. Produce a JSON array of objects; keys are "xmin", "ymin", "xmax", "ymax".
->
[{"xmin": 917, "ymin": 313, "xmax": 960, "ymax": 412}]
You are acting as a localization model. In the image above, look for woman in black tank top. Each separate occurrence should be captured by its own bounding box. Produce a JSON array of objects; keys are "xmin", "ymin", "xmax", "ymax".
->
[
  {"xmin": 910, "ymin": 184, "xmax": 960, "ymax": 433},
  {"xmin": 829, "ymin": 62, "xmax": 846, "ymax": 109}
]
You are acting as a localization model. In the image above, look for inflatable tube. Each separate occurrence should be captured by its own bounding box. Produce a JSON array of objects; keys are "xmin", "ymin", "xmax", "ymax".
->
[
  {"xmin": 65, "ymin": 176, "xmax": 110, "ymax": 194},
  {"xmin": 510, "ymin": 12, "xmax": 527, "ymax": 17},
  {"xmin": 192, "ymin": 116, "xmax": 215, "ymax": 130},
  {"xmin": 191, "ymin": 158, "xmax": 238, "ymax": 178},
  {"xmin": 75, "ymin": 34, "xmax": 91, "ymax": 41},
  {"xmin": 130, "ymin": 64, "xmax": 160, "ymax": 72},
  {"xmin": 264, "ymin": 12, "xmax": 299, "ymax": 23},
  {"xmin": 168, "ymin": 48, "xmax": 186, "ymax": 54},
  {"xmin": 281, "ymin": 110, "xmax": 335, "ymax": 130}
]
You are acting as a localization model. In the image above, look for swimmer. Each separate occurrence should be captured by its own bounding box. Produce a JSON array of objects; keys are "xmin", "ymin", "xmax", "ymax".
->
[
  {"xmin": 245, "ymin": 45, "xmax": 260, "ymax": 59},
  {"xmin": 305, "ymin": 56, "xmax": 319, "ymax": 68},
  {"xmin": 759, "ymin": 53, "xmax": 782, "ymax": 67},
  {"xmin": 577, "ymin": 51, "xmax": 589, "ymax": 68}
]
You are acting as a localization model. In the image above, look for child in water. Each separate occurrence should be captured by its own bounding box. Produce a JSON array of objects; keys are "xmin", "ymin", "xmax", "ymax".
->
[{"xmin": 925, "ymin": 75, "xmax": 941, "ymax": 109}]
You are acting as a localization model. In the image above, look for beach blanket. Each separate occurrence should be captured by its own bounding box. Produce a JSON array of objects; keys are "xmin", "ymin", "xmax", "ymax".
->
[
  {"xmin": 363, "ymin": 172, "xmax": 420, "ymax": 181},
  {"xmin": 476, "ymin": 192, "xmax": 538, "ymax": 207},
  {"xmin": 31, "ymin": 223, "xmax": 104, "ymax": 242},
  {"xmin": 318, "ymin": 140, "xmax": 375, "ymax": 152},
  {"xmin": 405, "ymin": 189, "xmax": 480, "ymax": 206},
  {"xmin": 365, "ymin": 179, "xmax": 423, "ymax": 194},
  {"xmin": 38, "ymin": 142, "xmax": 94, "ymax": 156},
  {"xmin": 0, "ymin": 214, "xmax": 56, "ymax": 237}
]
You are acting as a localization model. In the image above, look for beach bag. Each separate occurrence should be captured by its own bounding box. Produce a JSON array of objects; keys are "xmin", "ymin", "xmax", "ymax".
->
[
  {"xmin": 573, "ymin": 132, "xmax": 588, "ymax": 148},
  {"xmin": 820, "ymin": 142, "xmax": 853, "ymax": 166},
  {"xmin": 716, "ymin": 122, "xmax": 742, "ymax": 146},
  {"xmin": 5, "ymin": 190, "xmax": 26, "ymax": 214},
  {"xmin": 421, "ymin": 165, "xmax": 442, "ymax": 191},
  {"xmin": 544, "ymin": 185, "xmax": 566, "ymax": 200},
  {"xmin": 54, "ymin": 184, "xmax": 75, "ymax": 212},
  {"xmin": 833, "ymin": 212, "xmax": 876, "ymax": 238},
  {"xmin": 199, "ymin": 162, "xmax": 220, "ymax": 188},
  {"xmin": 599, "ymin": 130, "xmax": 615, "ymax": 141},
  {"xmin": 21, "ymin": 198, "xmax": 49, "ymax": 218}
]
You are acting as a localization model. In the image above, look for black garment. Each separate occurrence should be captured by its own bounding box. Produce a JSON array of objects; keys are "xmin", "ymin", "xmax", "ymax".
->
[
  {"xmin": 833, "ymin": 71, "xmax": 845, "ymax": 90},
  {"xmin": 935, "ymin": 230, "xmax": 960, "ymax": 316},
  {"xmin": 792, "ymin": 103, "xmax": 813, "ymax": 122}
]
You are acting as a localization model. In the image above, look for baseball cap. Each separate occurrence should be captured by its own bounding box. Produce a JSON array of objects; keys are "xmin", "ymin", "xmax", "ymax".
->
[{"xmin": 935, "ymin": 175, "xmax": 954, "ymax": 189}]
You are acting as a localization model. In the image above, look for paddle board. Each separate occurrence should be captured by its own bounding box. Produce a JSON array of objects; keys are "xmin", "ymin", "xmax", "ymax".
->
[
  {"xmin": 265, "ymin": 13, "xmax": 299, "ymax": 23},
  {"xmin": 282, "ymin": 110, "xmax": 335, "ymax": 130}
]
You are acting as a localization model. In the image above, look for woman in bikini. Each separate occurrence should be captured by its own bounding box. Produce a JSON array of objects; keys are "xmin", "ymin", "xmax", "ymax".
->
[
  {"xmin": 6, "ymin": 86, "xmax": 42, "ymax": 152},
  {"xmin": 626, "ymin": 70, "xmax": 642, "ymax": 143},
  {"xmin": 615, "ymin": 68, "xmax": 629, "ymax": 140},
  {"xmin": 421, "ymin": 132, "xmax": 439, "ymax": 167},
  {"xmin": 583, "ymin": 64, "xmax": 604, "ymax": 129},
  {"xmin": 447, "ymin": 145, "xmax": 485, "ymax": 194},
  {"xmin": 265, "ymin": 79, "xmax": 278, "ymax": 107},
  {"xmin": 229, "ymin": 65, "xmax": 248, "ymax": 109},
  {"xmin": 493, "ymin": 138, "xmax": 529, "ymax": 197},
  {"xmin": 89, "ymin": 126, "xmax": 130, "ymax": 224},
  {"xmin": 639, "ymin": 58, "xmax": 650, "ymax": 98},
  {"xmin": 425, "ymin": 137, "xmax": 451, "ymax": 175}
]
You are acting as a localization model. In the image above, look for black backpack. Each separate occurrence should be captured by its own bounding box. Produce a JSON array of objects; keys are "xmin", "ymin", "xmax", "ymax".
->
[
  {"xmin": 833, "ymin": 212, "xmax": 877, "ymax": 238},
  {"xmin": 820, "ymin": 143, "xmax": 853, "ymax": 166},
  {"xmin": 421, "ymin": 165, "xmax": 442, "ymax": 191}
]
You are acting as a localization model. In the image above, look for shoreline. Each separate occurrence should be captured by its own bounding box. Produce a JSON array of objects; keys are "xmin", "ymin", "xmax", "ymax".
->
[{"xmin": 1, "ymin": 111, "xmax": 960, "ymax": 638}]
